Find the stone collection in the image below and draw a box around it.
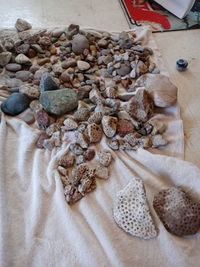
[0,19,181,213]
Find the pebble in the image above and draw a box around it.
[63,118,78,131]
[152,134,168,148]
[29,100,42,112]
[88,112,102,124]
[61,59,77,69]
[19,85,40,99]
[67,24,79,40]
[84,149,95,161]
[15,71,33,82]
[36,109,50,129]
[60,70,71,82]
[98,150,112,167]
[73,107,90,122]
[16,43,30,55]
[59,154,75,168]
[72,34,89,55]
[69,143,84,155]
[76,155,85,165]
[15,18,32,32]
[40,88,78,116]
[1,92,30,116]
[126,89,154,122]
[18,109,35,124]
[117,119,135,137]
[36,133,50,149]
[107,139,119,150]
[0,52,12,66]
[116,64,131,76]
[87,123,103,143]
[7,78,23,89]
[101,116,118,138]
[39,73,59,92]
[99,68,112,78]
[37,58,50,66]
[6,63,22,72]
[95,164,109,179]
[98,39,108,48]
[77,60,90,71]
[75,131,89,149]
[15,54,32,65]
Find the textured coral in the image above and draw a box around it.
[113,178,158,240]
[153,187,200,236]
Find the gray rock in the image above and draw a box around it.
[1,92,30,116]
[6,63,22,72]
[15,18,32,32]
[7,78,23,89]
[99,68,112,78]
[15,71,33,82]
[40,88,78,115]
[16,43,30,54]
[39,73,59,92]
[116,64,131,76]
[72,34,89,55]
[34,68,49,80]
[0,52,12,67]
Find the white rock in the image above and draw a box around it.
[77,60,90,71]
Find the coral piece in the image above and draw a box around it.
[101,116,118,138]
[126,89,154,122]
[58,154,75,168]
[113,179,158,240]
[73,107,90,122]
[95,163,109,179]
[63,118,78,131]
[153,187,200,236]
[88,112,103,124]
[117,119,135,137]
[87,123,103,143]
[98,150,112,167]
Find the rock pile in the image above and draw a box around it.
[0,19,178,205]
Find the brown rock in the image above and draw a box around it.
[36,110,50,129]
[84,149,95,161]
[36,133,50,149]
[117,119,135,137]
[126,89,154,122]
[59,154,75,168]
[153,187,200,236]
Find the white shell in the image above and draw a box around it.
[135,74,178,107]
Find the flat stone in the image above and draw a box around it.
[1,92,30,116]
[6,63,22,72]
[39,73,59,92]
[61,59,77,69]
[40,88,78,116]
[77,60,90,71]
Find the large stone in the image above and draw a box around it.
[1,92,30,116]
[126,89,154,122]
[72,34,89,55]
[40,88,78,115]
[153,187,200,236]
[39,73,59,92]
[0,52,12,66]
[15,18,32,32]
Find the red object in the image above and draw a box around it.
[123,0,171,30]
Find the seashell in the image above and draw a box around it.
[15,53,32,65]
[113,178,158,240]
[135,74,178,108]
[102,115,118,138]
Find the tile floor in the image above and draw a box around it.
[0,0,200,166]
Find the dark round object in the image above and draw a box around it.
[1,92,30,116]
[176,59,188,71]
